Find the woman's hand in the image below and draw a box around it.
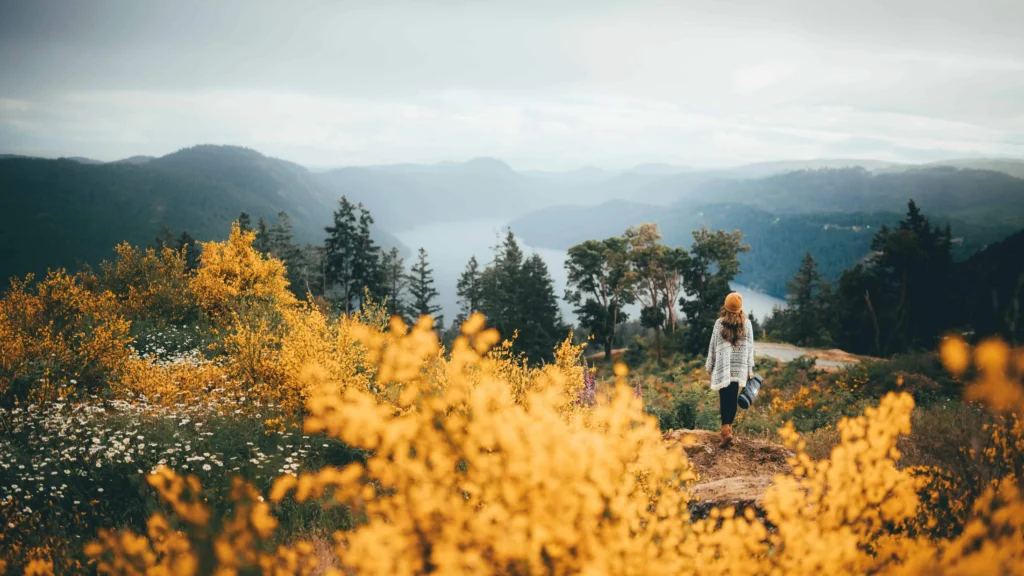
[748,371,754,380]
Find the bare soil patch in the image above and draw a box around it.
[664,429,795,517]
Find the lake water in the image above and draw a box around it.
[393,218,786,326]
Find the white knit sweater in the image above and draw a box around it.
[704,318,755,391]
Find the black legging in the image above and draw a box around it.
[720,381,739,426]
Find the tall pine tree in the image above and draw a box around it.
[324,196,380,315]
[479,230,565,364]
[253,217,271,255]
[518,253,567,363]
[407,247,442,330]
[380,247,409,320]
[786,251,824,346]
[456,256,484,323]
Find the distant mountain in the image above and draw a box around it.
[633,159,907,204]
[62,156,104,165]
[629,163,693,175]
[112,155,155,165]
[924,158,1024,179]
[0,145,408,287]
[662,166,1024,225]
[521,166,621,186]
[315,157,557,231]
[509,167,1024,297]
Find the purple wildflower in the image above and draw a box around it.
[577,356,597,408]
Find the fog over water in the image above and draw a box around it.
[393,218,786,328]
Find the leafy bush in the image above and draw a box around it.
[4,226,1024,574]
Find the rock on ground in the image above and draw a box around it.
[663,429,794,518]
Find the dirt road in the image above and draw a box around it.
[755,342,875,369]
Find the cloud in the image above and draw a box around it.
[1,0,1022,169]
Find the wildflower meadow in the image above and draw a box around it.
[1,222,1023,575]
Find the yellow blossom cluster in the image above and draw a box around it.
[72,319,1024,575]
[6,222,1024,574]
[99,242,198,326]
[0,270,133,403]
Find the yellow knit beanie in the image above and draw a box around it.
[724,292,743,313]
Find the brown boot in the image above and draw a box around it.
[719,424,734,448]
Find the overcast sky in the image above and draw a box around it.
[1,0,1023,171]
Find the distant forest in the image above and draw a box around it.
[2,146,1023,361]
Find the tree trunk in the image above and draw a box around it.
[865,290,882,357]
[608,304,619,363]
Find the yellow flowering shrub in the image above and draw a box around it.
[99,242,199,326]
[190,223,297,324]
[7,220,1024,574]
[73,326,1024,576]
[0,270,133,403]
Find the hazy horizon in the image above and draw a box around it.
[3,143,1023,176]
[3,0,1023,172]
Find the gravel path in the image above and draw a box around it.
[755,342,854,368]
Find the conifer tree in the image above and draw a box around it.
[407,247,442,330]
[237,211,252,233]
[380,247,409,320]
[786,251,823,346]
[518,253,566,362]
[355,205,382,300]
[479,230,565,364]
[480,230,526,348]
[253,217,271,255]
[324,196,379,315]
[456,256,484,322]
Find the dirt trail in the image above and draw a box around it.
[663,429,795,517]
[756,342,878,370]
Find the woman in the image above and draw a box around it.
[704,292,755,448]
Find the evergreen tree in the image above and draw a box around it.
[456,256,484,323]
[237,211,252,233]
[834,199,955,355]
[253,217,271,255]
[749,310,763,340]
[407,247,442,330]
[177,231,201,272]
[518,253,567,363]
[266,211,304,296]
[479,230,565,364]
[480,230,526,347]
[295,243,327,298]
[355,205,383,301]
[324,196,378,315]
[786,251,823,346]
[380,247,409,320]
[564,237,634,361]
[151,227,200,271]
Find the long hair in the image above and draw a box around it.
[718,306,747,346]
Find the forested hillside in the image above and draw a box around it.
[511,201,1016,298]
[668,166,1024,223]
[0,146,407,286]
